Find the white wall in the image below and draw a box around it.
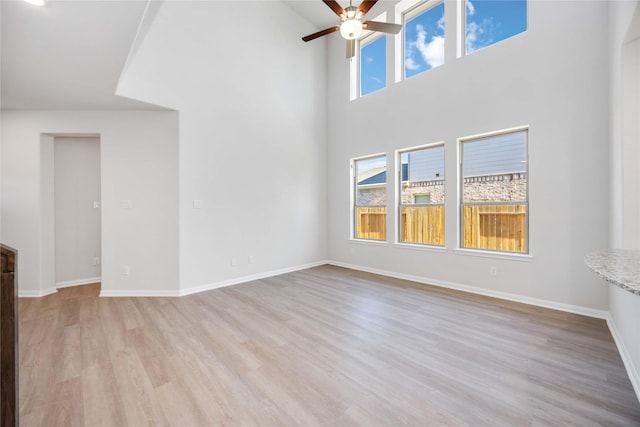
[1,110,179,296]
[621,17,640,251]
[117,1,328,293]
[327,0,610,313]
[608,0,640,399]
[54,137,101,287]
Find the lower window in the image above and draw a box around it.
[398,144,445,246]
[460,129,528,253]
[354,155,387,241]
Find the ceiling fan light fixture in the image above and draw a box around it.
[345,6,357,19]
[340,19,363,40]
[23,0,46,6]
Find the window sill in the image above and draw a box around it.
[393,243,448,254]
[349,238,388,247]
[454,248,533,262]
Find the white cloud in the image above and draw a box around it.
[413,24,444,69]
[419,35,444,68]
[466,0,475,17]
[466,21,480,53]
[405,57,420,71]
[466,18,494,53]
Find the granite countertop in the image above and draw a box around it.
[585,249,640,296]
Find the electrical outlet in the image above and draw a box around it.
[93,257,100,266]
[248,255,255,264]
[490,266,497,276]
[122,265,130,276]
[231,258,238,267]
[93,201,100,209]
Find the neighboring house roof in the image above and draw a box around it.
[358,164,408,186]
[357,166,386,184]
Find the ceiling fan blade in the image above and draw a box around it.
[356,1,378,18]
[346,39,355,59]
[323,0,346,19]
[302,25,340,42]
[363,21,402,35]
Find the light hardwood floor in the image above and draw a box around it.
[18,265,640,426]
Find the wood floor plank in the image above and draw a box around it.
[18,265,640,426]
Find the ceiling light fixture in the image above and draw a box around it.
[301,1,402,59]
[340,4,364,40]
[340,19,363,40]
[23,0,46,6]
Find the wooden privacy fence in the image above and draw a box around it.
[356,206,445,245]
[401,206,444,246]
[356,207,387,241]
[462,204,527,253]
[357,204,526,252]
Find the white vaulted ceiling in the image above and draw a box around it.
[0,0,388,110]
[1,0,161,110]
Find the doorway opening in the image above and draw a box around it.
[53,136,102,289]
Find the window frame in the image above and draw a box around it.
[401,0,446,80]
[458,126,529,255]
[396,142,446,247]
[358,32,388,98]
[462,0,528,57]
[352,153,388,242]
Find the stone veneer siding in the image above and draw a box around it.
[357,173,527,205]
[356,186,387,205]
[402,180,445,204]
[463,173,527,203]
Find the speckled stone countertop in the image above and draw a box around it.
[585,249,640,296]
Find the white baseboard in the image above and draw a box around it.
[99,289,181,297]
[327,260,609,320]
[98,260,329,297]
[178,260,329,296]
[19,287,57,298]
[606,314,640,403]
[56,277,101,289]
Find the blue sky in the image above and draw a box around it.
[356,155,386,176]
[405,2,445,78]
[360,35,387,96]
[466,0,527,54]
[361,0,527,93]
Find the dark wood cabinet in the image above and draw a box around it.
[1,245,18,427]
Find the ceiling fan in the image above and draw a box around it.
[302,0,402,59]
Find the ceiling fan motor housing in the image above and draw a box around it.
[301,1,402,59]
[340,19,363,39]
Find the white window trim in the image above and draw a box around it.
[351,12,388,100]
[395,141,446,247]
[396,0,445,82]
[358,32,387,98]
[453,248,533,261]
[460,0,528,57]
[351,153,388,242]
[457,125,530,255]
